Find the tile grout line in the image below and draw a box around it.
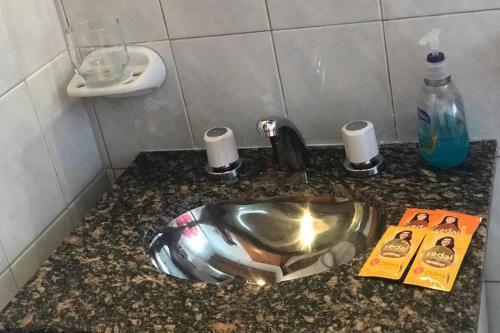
[66,169,107,228]
[0,0,25,81]
[0,241,18,292]
[3,168,107,281]
[28,7,500,47]
[25,50,67,81]
[271,19,381,32]
[2,5,499,46]
[157,0,170,40]
[36,0,63,64]
[0,49,71,237]
[170,29,271,41]
[4,207,70,270]
[24,78,70,205]
[168,42,197,148]
[71,169,107,209]
[17,46,69,210]
[6,266,19,292]
[264,0,289,119]
[1,0,67,83]
[383,7,500,22]
[4,52,107,207]
[57,0,70,28]
[482,167,497,283]
[165,7,500,41]
[86,98,116,170]
[379,0,385,19]
[0,241,8,270]
[0,49,66,100]
[0,3,26,99]
[59,0,122,171]
[379,0,399,140]
[157,0,196,147]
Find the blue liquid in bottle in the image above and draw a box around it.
[417,77,469,169]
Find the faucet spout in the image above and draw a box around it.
[256,118,309,179]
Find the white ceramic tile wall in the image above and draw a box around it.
[0,5,23,96]
[94,41,193,168]
[68,171,110,227]
[1,0,55,76]
[486,282,500,332]
[61,0,167,43]
[385,10,500,142]
[26,53,103,202]
[10,210,73,289]
[267,0,381,29]
[0,246,8,274]
[161,0,269,38]
[0,0,109,311]
[484,158,500,330]
[382,0,500,19]
[484,158,500,281]
[273,23,394,144]
[172,32,285,147]
[37,0,66,58]
[0,270,17,312]
[0,83,66,262]
[479,282,489,333]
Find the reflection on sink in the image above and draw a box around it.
[145,197,380,285]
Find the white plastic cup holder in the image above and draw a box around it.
[67,46,167,98]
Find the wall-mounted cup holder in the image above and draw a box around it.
[67,46,167,98]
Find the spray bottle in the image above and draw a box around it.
[416,29,469,169]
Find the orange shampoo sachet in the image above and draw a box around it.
[359,209,435,280]
[359,208,482,292]
[404,210,481,291]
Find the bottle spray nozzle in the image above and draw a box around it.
[419,28,450,80]
[419,29,441,58]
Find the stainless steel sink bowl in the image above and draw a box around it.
[144,197,380,285]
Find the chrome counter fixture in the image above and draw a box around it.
[144,197,380,285]
[204,127,242,184]
[256,117,309,183]
[205,160,242,184]
[341,121,384,177]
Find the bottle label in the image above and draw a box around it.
[417,108,431,124]
[417,108,437,155]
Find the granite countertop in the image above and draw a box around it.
[0,142,497,333]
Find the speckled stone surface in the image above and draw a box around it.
[0,142,497,333]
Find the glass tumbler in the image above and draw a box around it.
[66,18,129,87]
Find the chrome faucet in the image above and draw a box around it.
[256,117,309,182]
